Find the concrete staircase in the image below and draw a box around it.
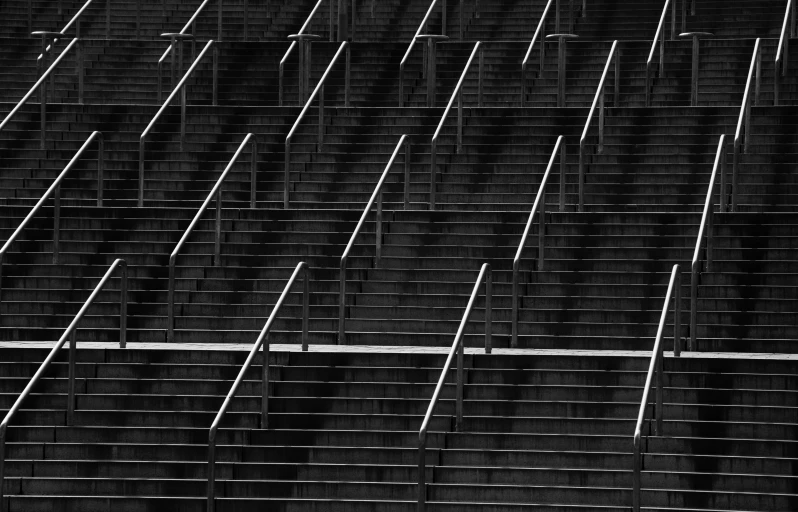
[0,0,796,509]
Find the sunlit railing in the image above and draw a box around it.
[730,38,761,212]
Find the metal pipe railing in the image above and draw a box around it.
[689,134,728,352]
[206,261,310,512]
[429,41,483,210]
[731,38,761,212]
[167,133,258,343]
[284,41,350,209]
[0,37,81,150]
[158,33,197,104]
[520,0,558,106]
[632,263,681,512]
[338,135,411,344]
[279,0,331,106]
[139,39,216,207]
[775,0,796,106]
[510,136,565,347]
[36,0,108,62]
[0,257,128,512]
[417,262,491,512]
[644,0,676,106]
[399,0,440,107]
[577,40,619,212]
[0,131,104,303]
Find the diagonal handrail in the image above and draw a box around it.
[159,0,216,64]
[429,41,482,210]
[338,135,411,344]
[577,40,619,212]
[279,0,331,106]
[774,0,795,106]
[689,134,727,352]
[731,38,761,212]
[139,39,216,207]
[510,135,566,347]
[644,0,676,106]
[631,263,681,512]
[0,37,81,149]
[418,262,491,512]
[0,257,128,512]
[520,0,557,106]
[36,0,108,62]
[399,0,440,107]
[0,131,105,303]
[167,133,258,343]
[206,261,310,512]
[284,41,350,208]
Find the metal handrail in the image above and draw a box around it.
[689,134,727,352]
[577,40,619,212]
[338,135,411,344]
[284,41,350,209]
[36,0,108,61]
[631,263,681,512]
[0,258,127,511]
[775,0,796,106]
[429,41,482,210]
[399,0,440,107]
[731,38,761,212]
[206,261,309,512]
[167,133,258,343]
[0,37,81,149]
[159,0,218,65]
[510,136,565,347]
[418,262,491,512]
[0,131,104,303]
[279,0,331,106]
[520,0,557,106]
[644,0,676,106]
[139,39,216,207]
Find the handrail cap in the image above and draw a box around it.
[161,32,196,39]
[31,31,66,37]
[287,33,323,41]
[416,34,450,41]
[678,32,714,38]
[545,33,579,40]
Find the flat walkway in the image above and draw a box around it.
[2,341,798,361]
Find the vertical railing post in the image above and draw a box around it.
[455,332,463,431]
[250,137,258,208]
[633,433,641,511]
[213,44,219,106]
[302,266,310,351]
[689,260,698,351]
[119,262,128,349]
[53,185,60,264]
[655,328,663,435]
[319,85,325,149]
[753,41,761,106]
[97,133,105,207]
[673,264,682,357]
[598,88,605,153]
[679,32,713,106]
[546,34,579,108]
[478,47,484,107]
[538,186,546,270]
[77,39,84,104]
[139,140,145,207]
[180,77,187,150]
[345,43,351,107]
[485,265,492,354]
[261,336,270,427]
[376,190,383,267]
[430,139,437,210]
[66,329,76,426]
[559,139,566,210]
[578,140,585,212]
[404,140,411,210]
[457,89,463,152]
[214,189,222,266]
[732,139,740,212]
